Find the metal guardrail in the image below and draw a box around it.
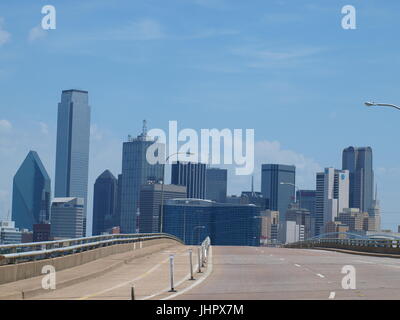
[0,233,183,265]
[285,238,400,249]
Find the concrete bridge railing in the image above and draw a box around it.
[0,233,183,285]
[285,238,400,255]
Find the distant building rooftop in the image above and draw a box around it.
[62,89,88,94]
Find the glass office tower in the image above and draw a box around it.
[205,168,227,203]
[12,151,51,230]
[342,146,374,212]
[92,170,118,236]
[120,125,164,234]
[54,89,91,235]
[171,162,206,199]
[261,164,295,222]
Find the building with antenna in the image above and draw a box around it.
[240,176,269,209]
[368,185,381,232]
[119,121,164,233]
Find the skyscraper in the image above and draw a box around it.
[51,197,84,239]
[171,162,206,199]
[205,168,227,203]
[296,189,316,236]
[120,123,164,233]
[12,151,51,230]
[261,164,295,222]
[315,172,325,236]
[342,146,374,212]
[92,170,118,236]
[139,183,186,233]
[368,186,381,232]
[54,89,91,236]
[315,168,349,235]
[116,174,123,228]
[296,190,316,215]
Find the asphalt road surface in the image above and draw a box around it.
[3,246,400,300]
[174,246,400,300]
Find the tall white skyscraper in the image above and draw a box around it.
[120,122,164,234]
[315,168,349,234]
[54,90,91,236]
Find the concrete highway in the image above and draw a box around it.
[2,245,400,300]
[175,247,400,300]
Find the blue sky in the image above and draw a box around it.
[1,0,400,232]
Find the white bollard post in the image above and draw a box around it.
[197,247,202,273]
[201,246,205,267]
[131,286,135,300]
[168,255,177,292]
[189,249,195,280]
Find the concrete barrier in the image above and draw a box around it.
[314,243,400,255]
[287,240,400,258]
[0,238,181,287]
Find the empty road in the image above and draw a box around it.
[174,246,400,300]
[2,245,400,300]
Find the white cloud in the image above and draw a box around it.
[0,18,10,46]
[231,46,324,69]
[39,122,49,135]
[90,124,103,141]
[0,190,10,219]
[226,139,322,195]
[28,25,47,42]
[0,119,12,132]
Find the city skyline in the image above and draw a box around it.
[1,1,400,232]
[0,103,394,234]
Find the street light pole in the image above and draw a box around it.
[364,101,400,111]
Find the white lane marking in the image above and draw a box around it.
[329,291,335,299]
[279,258,285,261]
[355,260,375,264]
[317,273,325,278]
[383,264,400,269]
[141,264,197,300]
[162,246,214,300]
[294,264,301,267]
